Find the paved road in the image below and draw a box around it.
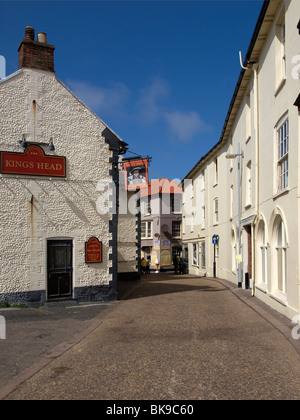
[1,274,300,400]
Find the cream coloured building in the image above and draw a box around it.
[182,0,300,320]
[0,27,138,306]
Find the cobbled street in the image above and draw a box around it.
[1,274,300,400]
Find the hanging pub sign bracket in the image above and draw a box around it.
[85,237,102,264]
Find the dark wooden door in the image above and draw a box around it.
[47,240,73,299]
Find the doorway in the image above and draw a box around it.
[47,240,73,299]
[244,225,252,288]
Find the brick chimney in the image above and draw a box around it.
[18,26,55,72]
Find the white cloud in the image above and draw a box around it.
[164,110,210,143]
[136,78,169,124]
[137,78,210,143]
[66,77,210,143]
[66,79,131,117]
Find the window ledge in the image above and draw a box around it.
[256,283,268,294]
[273,188,289,200]
[270,290,288,307]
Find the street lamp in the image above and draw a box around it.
[226,143,244,288]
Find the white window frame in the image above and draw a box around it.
[275,218,287,294]
[230,185,234,220]
[214,198,219,225]
[214,158,218,186]
[276,117,289,193]
[172,221,181,238]
[141,221,153,239]
[200,241,206,269]
[275,9,286,91]
[245,161,252,207]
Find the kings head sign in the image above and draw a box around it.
[0,145,66,178]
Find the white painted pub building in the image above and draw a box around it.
[0,27,138,306]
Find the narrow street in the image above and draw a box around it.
[2,274,300,400]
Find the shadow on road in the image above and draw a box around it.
[117,273,228,301]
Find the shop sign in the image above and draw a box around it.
[0,145,66,177]
[162,240,171,249]
[85,237,102,264]
[154,241,160,250]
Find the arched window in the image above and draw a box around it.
[274,216,287,294]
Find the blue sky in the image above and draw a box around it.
[1,0,264,181]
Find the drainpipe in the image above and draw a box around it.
[252,63,260,297]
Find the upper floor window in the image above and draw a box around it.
[214,198,219,225]
[214,158,218,185]
[275,10,286,89]
[230,185,234,220]
[246,92,251,141]
[245,161,252,207]
[172,221,181,237]
[277,118,289,192]
[141,221,153,239]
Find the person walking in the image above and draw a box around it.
[173,255,179,275]
[141,258,147,275]
[146,257,151,274]
[179,257,185,275]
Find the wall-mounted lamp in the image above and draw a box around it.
[48,138,55,151]
[226,152,244,159]
[18,135,55,151]
[19,134,28,148]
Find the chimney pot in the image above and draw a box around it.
[25,26,35,40]
[37,32,47,44]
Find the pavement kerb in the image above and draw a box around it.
[0,301,122,401]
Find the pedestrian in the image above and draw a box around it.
[179,257,185,275]
[141,258,147,275]
[173,255,179,275]
[146,257,151,274]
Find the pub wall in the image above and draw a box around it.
[0,69,113,305]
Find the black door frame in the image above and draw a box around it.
[47,239,73,300]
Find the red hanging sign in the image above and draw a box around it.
[123,159,149,191]
[0,145,66,177]
[85,237,102,264]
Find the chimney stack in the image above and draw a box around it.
[18,26,55,73]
